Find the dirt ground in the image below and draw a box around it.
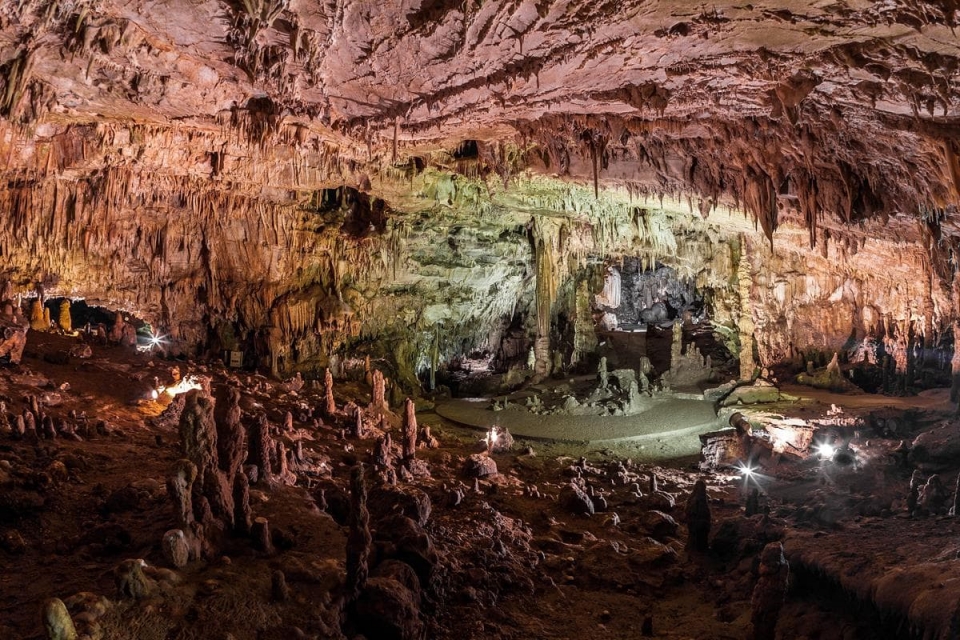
[1,332,956,639]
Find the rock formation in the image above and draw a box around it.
[57,301,71,333]
[750,542,790,640]
[371,369,387,411]
[179,390,234,529]
[346,464,372,602]
[324,370,336,417]
[685,479,711,552]
[215,388,245,480]
[29,299,46,332]
[250,413,274,481]
[402,399,417,462]
[41,598,77,640]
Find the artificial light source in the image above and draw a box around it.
[737,462,756,479]
[814,442,836,460]
[157,375,204,397]
[138,332,168,353]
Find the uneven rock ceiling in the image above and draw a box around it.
[0,0,959,378]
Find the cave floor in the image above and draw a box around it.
[2,332,959,639]
[435,395,719,445]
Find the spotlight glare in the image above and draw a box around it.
[815,443,836,460]
[737,463,756,479]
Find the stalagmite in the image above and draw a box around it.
[29,298,46,331]
[750,542,789,640]
[324,368,336,416]
[346,463,372,601]
[402,398,417,461]
[57,300,71,332]
[271,570,290,602]
[120,322,137,347]
[233,471,253,534]
[179,390,233,527]
[353,405,365,438]
[250,413,274,480]
[908,469,924,515]
[371,369,387,410]
[23,411,36,438]
[168,460,197,530]
[12,413,25,439]
[108,311,124,343]
[419,423,439,449]
[685,479,711,552]
[40,415,56,439]
[167,459,203,560]
[275,441,297,486]
[373,433,392,469]
[745,488,760,517]
[251,517,274,554]
[215,388,245,479]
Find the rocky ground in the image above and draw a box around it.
[2,332,958,640]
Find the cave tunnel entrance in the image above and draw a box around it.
[591,258,731,382]
[35,297,154,347]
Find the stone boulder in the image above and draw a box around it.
[703,380,738,403]
[368,485,432,527]
[560,483,595,516]
[354,577,422,640]
[637,490,676,512]
[41,598,77,640]
[374,515,438,587]
[638,510,679,540]
[463,454,497,478]
[910,422,960,471]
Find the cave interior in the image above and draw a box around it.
[2,1,960,639]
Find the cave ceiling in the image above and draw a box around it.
[0,0,957,234]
